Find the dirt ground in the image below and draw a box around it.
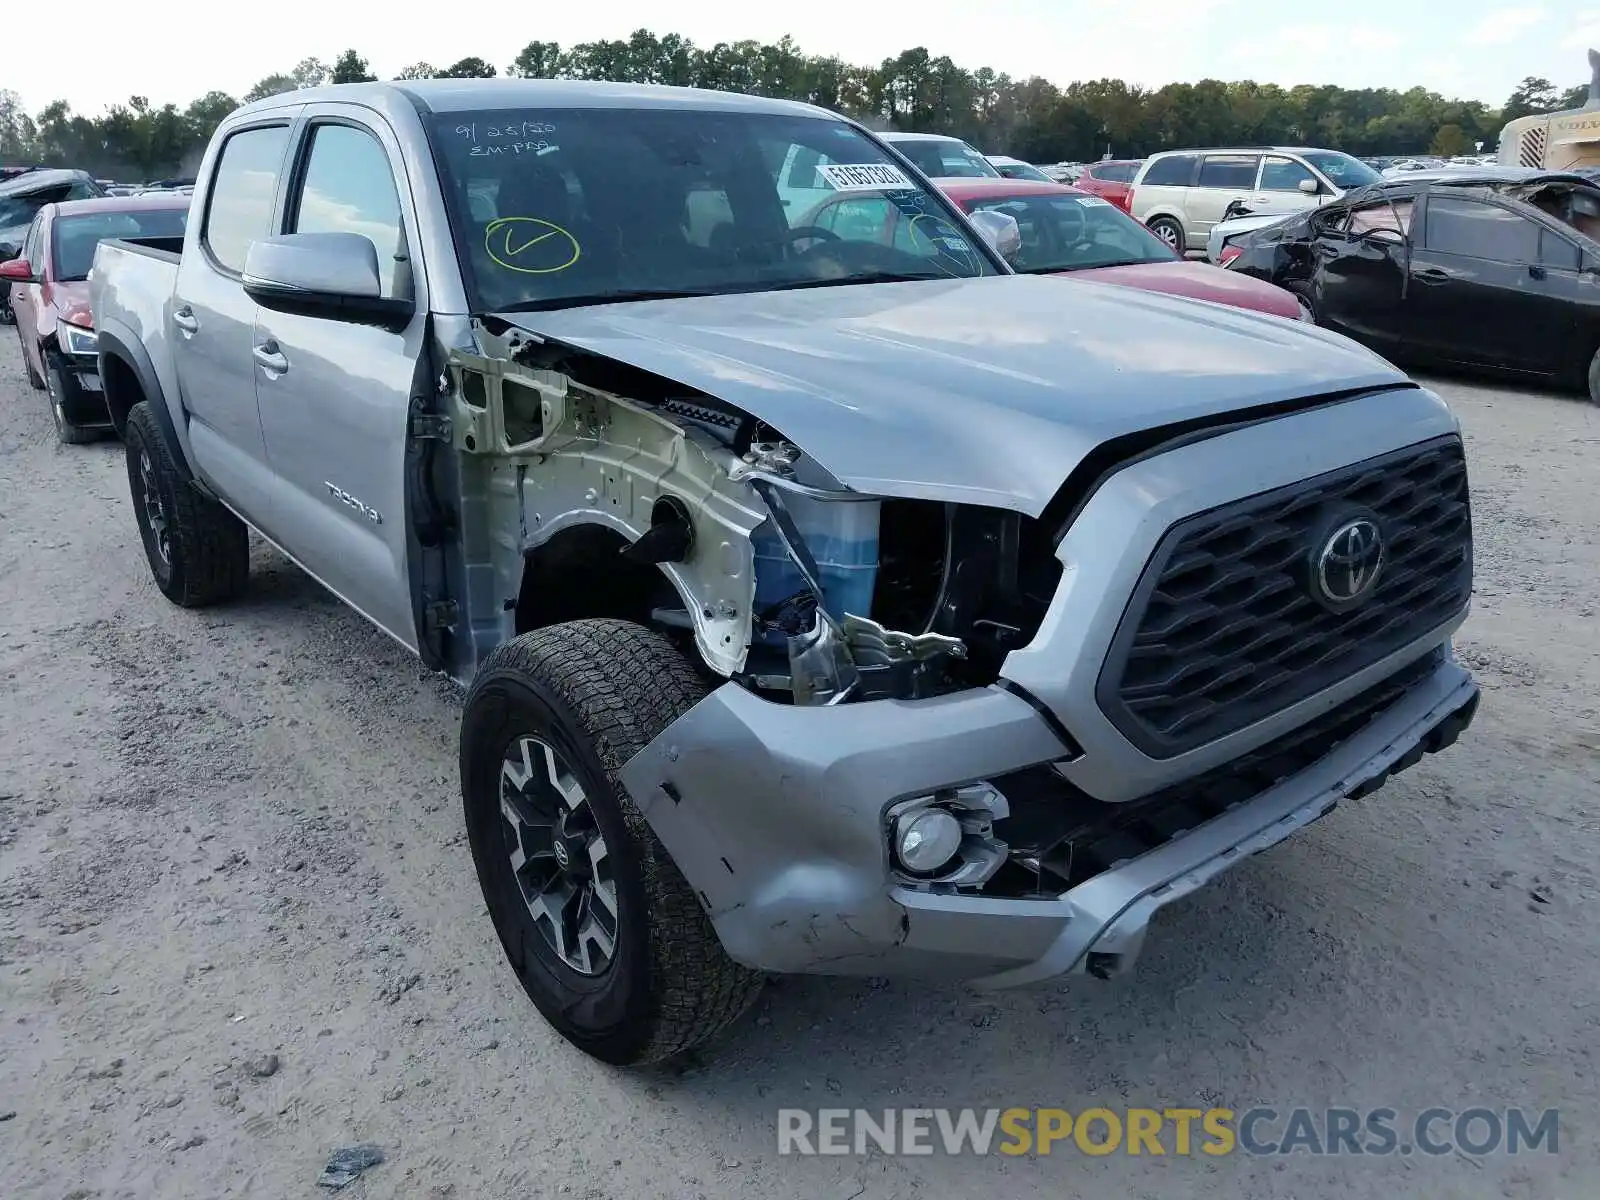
[1,328,1597,1200]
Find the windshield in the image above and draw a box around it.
[966,192,1177,272]
[1301,151,1382,190]
[429,109,998,313]
[890,137,1001,179]
[52,208,188,280]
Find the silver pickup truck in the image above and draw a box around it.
[91,79,1479,1066]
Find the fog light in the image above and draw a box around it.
[894,807,964,875]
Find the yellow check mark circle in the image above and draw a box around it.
[485,217,581,274]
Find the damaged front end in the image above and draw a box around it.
[444,318,1062,708]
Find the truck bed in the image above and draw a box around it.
[90,236,184,438]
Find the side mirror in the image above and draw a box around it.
[967,209,1022,262]
[0,257,34,282]
[242,232,413,330]
[1298,178,1320,195]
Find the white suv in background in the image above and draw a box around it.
[1130,147,1383,251]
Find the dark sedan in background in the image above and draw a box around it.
[1227,167,1600,403]
[1,194,188,442]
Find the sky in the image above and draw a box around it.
[10,0,1600,117]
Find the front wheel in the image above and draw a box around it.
[20,332,44,390]
[460,619,763,1065]
[45,352,99,444]
[1147,216,1186,253]
[1587,346,1600,406]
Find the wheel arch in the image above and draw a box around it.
[96,325,193,481]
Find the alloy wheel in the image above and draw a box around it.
[137,448,171,565]
[499,734,619,976]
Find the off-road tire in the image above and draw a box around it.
[1147,215,1186,253]
[124,401,250,606]
[20,331,44,389]
[45,351,98,444]
[461,619,764,1065]
[1587,346,1600,406]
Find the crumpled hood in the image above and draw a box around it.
[499,274,1408,514]
[1064,259,1302,319]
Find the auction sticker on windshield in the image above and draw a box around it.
[1076,196,1112,206]
[818,163,914,191]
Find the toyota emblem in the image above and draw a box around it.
[1312,517,1385,610]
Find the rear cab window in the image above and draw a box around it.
[203,124,292,273]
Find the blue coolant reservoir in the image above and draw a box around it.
[752,493,881,634]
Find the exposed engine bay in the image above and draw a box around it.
[449,319,1063,705]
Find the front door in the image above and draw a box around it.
[1314,200,1412,352]
[253,110,424,648]
[1241,155,1327,220]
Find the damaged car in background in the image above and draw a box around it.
[91,79,1479,1067]
[1228,166,1600,402]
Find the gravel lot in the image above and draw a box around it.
[1,327,1598,1200]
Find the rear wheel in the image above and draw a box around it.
[461,619,764,1065]
[45,352,98,444]
[1147,215,1186,253]
[1586,346,1600,406]
[124,401,250,606]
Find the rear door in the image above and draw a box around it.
[1186,154,1261,240]
[1314,199,1413,351]
[1405,195,1568,372]
[172,117,297,521]
[252,107,425,647]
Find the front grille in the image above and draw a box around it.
[1097,436,1471,758]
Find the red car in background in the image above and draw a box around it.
[1,194,187,443]
[1072,159,1143,213]
[936,178,1306,320]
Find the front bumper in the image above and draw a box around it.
[53,349,109,427]
[620,653,1478,985]
[621,385,1476,985]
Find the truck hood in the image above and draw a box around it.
[497,274,1408,514]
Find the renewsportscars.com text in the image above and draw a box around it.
[777,1107,1559,1157]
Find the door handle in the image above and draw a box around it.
[172,306,199,335]
[252,340,289,375]
[1528,264,1547,281]
[1413,267,1451,284]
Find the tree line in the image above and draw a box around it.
[0,30,1586,182]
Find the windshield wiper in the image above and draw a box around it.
[495,287,726,314]
[764,270,957,292]
[1020,259,1147,273]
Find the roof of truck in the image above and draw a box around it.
[239,78,833,120]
